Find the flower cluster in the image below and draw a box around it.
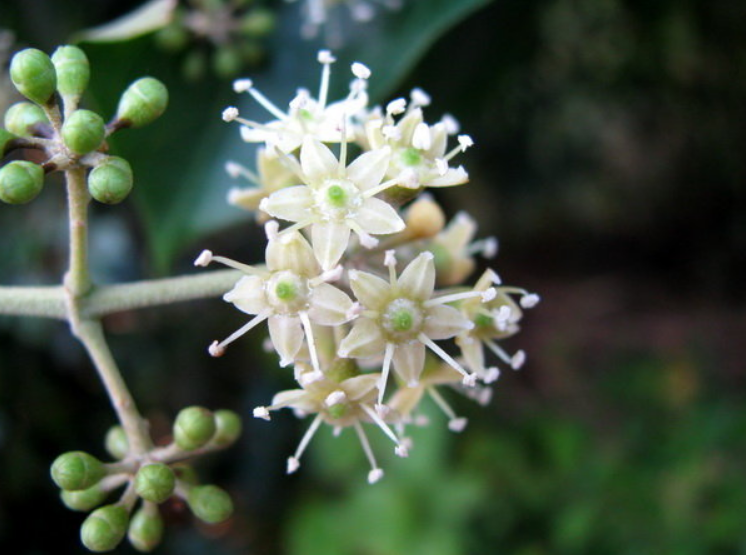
[289,0,403,41]
[199,51,539,483]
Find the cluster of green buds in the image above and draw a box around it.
[197,50,540,483]
[155,0,275,79]
[0,45,167,206]
[50,406,241,552]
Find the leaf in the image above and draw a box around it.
[85,0,493,274]
[74,0,177,43]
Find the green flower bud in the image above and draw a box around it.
[4,102,49,137]
[172,463,199,485]
[212,410,242,446]
[51,45,90,98]
[187,485,233,524]
[9,48,57,105]
[0,160,44,204]
[0,128,17,156]
[61,109,105,155]
[326,357,360,383]
[61,483,108,512]
[134,463,175,504]
[115,77,168,128]
[81,504,129,552]
[128,506,164,552]
[182,51,206,82]
[51,450,106,491]
[104,425,129,460]
[240,9,275,37]
[213,46,242,79]
[155,23,189,52]
[88,156,133,204]
[173,406,216,451]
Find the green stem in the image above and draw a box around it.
[0,286,66,319]
[64,167,91,297]
[76,319,151,455]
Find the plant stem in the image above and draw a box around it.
[0,286,66,319]
[76,319,152,455]
[64,167,92,298]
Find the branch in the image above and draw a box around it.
[0,286,67,319]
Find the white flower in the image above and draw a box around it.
[259,137,405,270]
[225,51,369,154]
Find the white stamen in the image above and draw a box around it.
[319,265,343,282]
[353,421,382,484]
[448,417,468,432]
[264,220,280,241]
[511,349,526,370]
[382,125,401,141]
[361,404,402,447]
[289,413,324,473]
[462,374,478,387]
[395,444,409,458]
[299,369,324,386]
[300,312,322,375]
[317,50,336,64]
[481,287,497,302]
[194,249,213,267]
[375,403,390,418]
[398,168,420,189]
[351,62,371,79]
[225,161,242,178]
[377,343,395,408]
[253,406,270,420]
[325,390,347,407]
[441,114,460,135]
[410,88,431,107]
[412,122,432,150]
[386,98,407,115]
[289,90,309,111]
[435,158,449,176]
[345,302,362,321]
[458,135,474,151]
[212,310,272,355]
[483,367,500,384]
[520,294,540,308]
[208,340,224,357]
[384,250,397,268]
[419,334,472,383]
[368,468,384,484]
[286,456,300,474]
[357,230,379,249]
[222,107,239,122]
[233,79,253,93]
[495,306,513,331]
[414,415,429,426]
[483,237,498,258]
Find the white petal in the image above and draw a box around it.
[341,374,380,401]
[268,315,304,365]
[338,318,386,359]
[312,221,350,270]
[261,185,313,222]
[300,137,339,185]
[223,275,268,315]
[456,335,486,374]
[426,166,469,187]
[271,389,316,413]
[388,386,424,417]
[354,197,406,235]
[308,283,354,325]
[266,230,320,276]
[423,305,472,340]
[346,147,391,192]
[349,269,390,310]
[392,341,426,386]
[397,252,435,301]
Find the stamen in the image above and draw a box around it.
[363,174,400,199]
[457,135,474,151]
[233,79,253,93]
[495,305,513,331]
[441,114,460,135]
[300,312,322,375]
[210,310,272,356]
[435,159,449,176]
[376,343,396,410]
[511,349,526,370]
[288,413,324,474]
[410,88,431,107]
[397,168,419,189]
[325,390,347,407]
[351,62,371,80]
[384,250,397,284]
[317,50,336,109]
[253,406,270,420]
[353,422,383,484]
[360,404,402,449]
[339,116,348,170]
[482,367,500,384]
[265,220,280,241]
[484,339,525,370]
[349,221,379,249]
[222,107,239,122]
[194,250,213,267]
[427,386,467,432]
[412,123,432,150]
[520,293,540,308]
[425,289,492,307]
[210,254,262,275]
[382,125,401,141]
[244,81,289,121]
[225,161,259,185]
[467,237,499,258]
[386,98,406,115]
[418,333,476,386]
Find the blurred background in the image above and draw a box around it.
[1,0,745,553]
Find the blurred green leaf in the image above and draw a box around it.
[83,0,492,273]
[75,0,177,43]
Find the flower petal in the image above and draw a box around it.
[397,252,435,301]
[388,385,424,417]
[268,314,304,365]
[266,230,320,276]
[426,166,469,187]
[346,147,391,192]
[271,389,316,413]
[392,341,426,386]
[261,185,313,222]
[354,197,405,235]
[338,318,386,359]
[308,282,354,325]
[456,334,486,374]
[312,221,350,270]
[341,373,380,401]
[423,304,472,340]
[223,275,268,315]
[349,269,390,310]
[300,137,339,185]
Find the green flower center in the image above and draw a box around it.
[401,147,422,166]
[326,184,347,207]
[266,270,309,313]
[474,313,493,329]
[381,298,424,341]
[298,108,314,122]
[327,403,348,420]
[274,281,296,301]
[391,310,414,331]
[317,179,361,220]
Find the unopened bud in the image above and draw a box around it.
[51,45,90,98]
[187,485,234,524]
[4,102,49,136]
[115,77,168,128]
[0,160,44,204]
[405,195,445,239]
[104,425,129,460]
[10,48,57,105]
[173,406,216,450]
[80,504,129,552]
[128,506,164,552]
[0,129,16,155]
[240,9,276,36]
[61,483,108,512]
[211,409,242,446]
[134,463,175,504]
[88,156,133,204]
[51,451,106,491]
[61,109,105,155]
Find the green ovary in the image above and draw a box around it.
[401,147,422,166]
[391,310,414,332]
[474,313,493,329]
[275,281,296,301]
[327,403,348,419]
[326,184,346,207]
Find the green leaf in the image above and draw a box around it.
[85,0,492,273]
[74,0,177,43]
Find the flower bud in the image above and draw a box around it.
[172,463,199,485]
[104,425,129,460]
[61,483,108,512]
[51,450,106,491]
[0,128,16,155]
[211,410,242,446]
[173,406,216,451]
[9,48,57,105]
[405,195,445,239]
[80,504,129,552]
[115,77,168,128]
[51,45,90,98]
[155,23,189,52]
[213,46,241,79]
[128,506,164,552]
[240,9,275,37]
[187,485,233,524]
[61,109,105,155]
[88,156,133,204]
[0,160,44,204]
[134,463,175,504]
[4,102,49,137]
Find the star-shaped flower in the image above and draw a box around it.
[259,136,406,269]
[338,250,494,412]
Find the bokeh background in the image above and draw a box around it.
[1,0,745,553]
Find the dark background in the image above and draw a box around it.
[1,0,745,553]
